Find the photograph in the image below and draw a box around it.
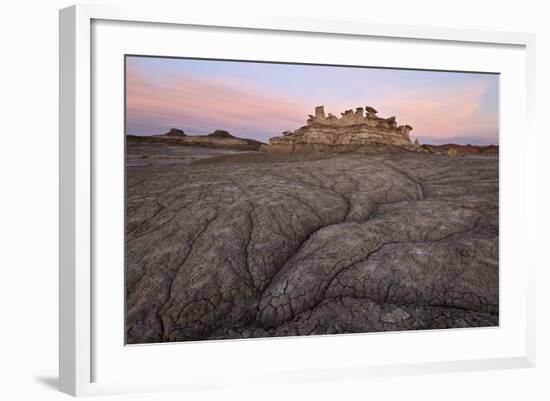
[124,55,499,344]
[2,0,546,399]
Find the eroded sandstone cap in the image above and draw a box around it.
[165,128,186,136]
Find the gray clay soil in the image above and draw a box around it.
[125,143,498,343]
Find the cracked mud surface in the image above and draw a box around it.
[126,143,498,344]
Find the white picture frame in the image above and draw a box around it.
[59,4,536,397]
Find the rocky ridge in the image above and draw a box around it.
[127,129,263,151]
[421,143,499,156]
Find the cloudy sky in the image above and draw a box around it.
[126,56,499,145]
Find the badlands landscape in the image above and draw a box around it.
[125,106,499,344]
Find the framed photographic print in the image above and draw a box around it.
[59,4,536,397]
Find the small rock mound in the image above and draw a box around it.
[421,143,499,156]
[208,130,234,138]
[164,128,186,136]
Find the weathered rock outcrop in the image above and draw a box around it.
[164,128,186,137]
[261,105,423,153]
[127,129,263,151]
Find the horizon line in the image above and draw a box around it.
[125,131,499,147]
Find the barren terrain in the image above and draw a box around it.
[126,142,498,344]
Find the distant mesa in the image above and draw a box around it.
[261,105,423,154]
[126,128,262,151]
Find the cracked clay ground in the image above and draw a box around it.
[125,143,499,344]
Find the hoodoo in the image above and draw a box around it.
[261,105,423,153]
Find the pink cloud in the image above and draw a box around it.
[126,66,310,140]
[374,80,498,141]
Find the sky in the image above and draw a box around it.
[125,56,499,145]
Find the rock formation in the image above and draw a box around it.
[262,105,422,153]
